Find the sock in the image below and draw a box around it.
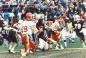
[82,42,86,48]
[60,44,64,49]
[55,43,60,49]
[64,40,67,47]
[55,45,59,49]
[11,43,17,52]
[9,42,13,50]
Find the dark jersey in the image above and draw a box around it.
[73,21,84,32]
[73,21,84,41]
[38,31,47,41]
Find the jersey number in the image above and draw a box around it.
[23,26,28,32]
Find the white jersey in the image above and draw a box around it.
[21,20,36,35]
[50,20,61,31]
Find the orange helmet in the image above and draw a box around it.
[26,12,33,20]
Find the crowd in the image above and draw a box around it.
[0,0,86,58]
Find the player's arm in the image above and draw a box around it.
[32,24,38,34]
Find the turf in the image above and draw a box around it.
[0,38,85,58]
[0,48,86,58]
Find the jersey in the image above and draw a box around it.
[21,20,36,35]
[52,32,61,42]
[50,20,61,31]
[73,21,84,32]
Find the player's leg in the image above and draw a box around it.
[77,32,86,48]
[38,38,45,50]
[29,39,36,52]
[8,42,17,53]
[10,42,18,53]
[10,31,18,53]
[61,28,68,48]
[44,41,49,51]
[29,34,36,53]
[8,42,13,53]
[25,35,30,54]
[8,37,14,53]
[80,33,86,48]
[20,34,30,58]
[62,34,67,48]
[57,41,64,50]
[63,40,67,48]
[71,31,76,43]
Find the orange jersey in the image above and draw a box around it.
[52,33,61,42]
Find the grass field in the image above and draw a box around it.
[0,48,86,58]
[0,38,86,58]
